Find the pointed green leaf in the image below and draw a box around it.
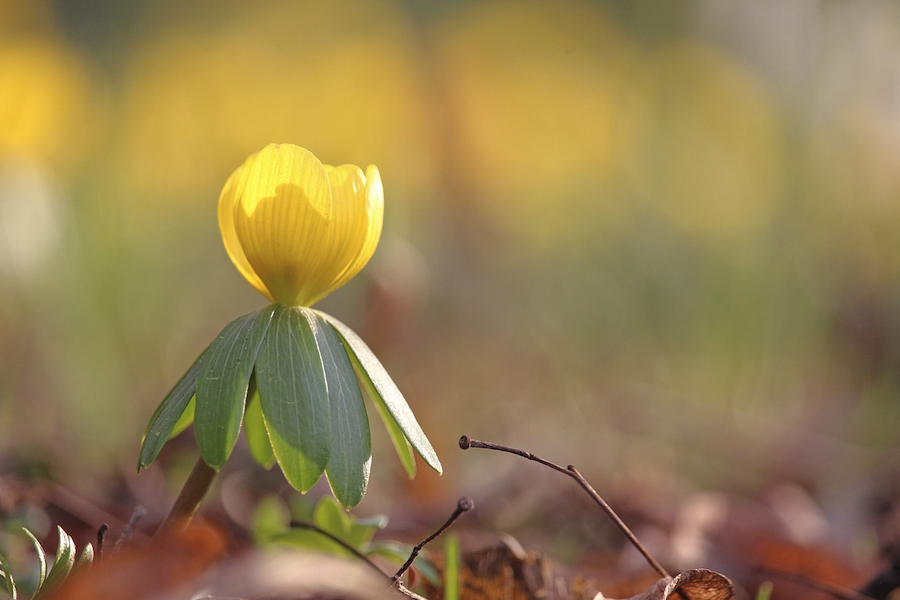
[138,348,206,470]
[317,314,414,477]
[195,306,276,469]
[313,496,352,541]
[75,543,93,571]
[32,527,75,600]
[274,528,350,556]
[369,380,416,477]
[367,541,441,586]
[307,309,371,508]
[22,529,46,588]
[347,514,387,550]
[268,497,356,557]
[256,305,331,492]
[170,395,196,439]
[244,382,275,469]
[251,495,291,544]
[366,540,412,564]
[0,550,18,599]
[317,311,442,475]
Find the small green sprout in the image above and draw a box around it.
[0,526,93,600]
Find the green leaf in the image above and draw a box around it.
[347,514,387,550]
[282,497,385,553]
[367,542,442,586]
[273,528,349,556]
[195,306,276,469]
[138,348,206,470]
[22,529,46,588]
[75,543,93,571]
[307,310,371,508]
[414,554,442,587]
[256,305,331,492]
[317,311,442,476]
[251,495,291,544]
[32,527,75,600]
[244,381,275,469]
[170,395,196,439]
[368,384,416,478]
[444,534,460,600]
[366,540,410,564]
[754,581,774,600]
[270,497,357,558]
[314,496,351,540]
[0,549,17,599]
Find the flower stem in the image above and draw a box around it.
[154,456,217,538]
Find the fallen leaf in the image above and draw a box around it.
[45,520,227,600]
[596,569,734,600]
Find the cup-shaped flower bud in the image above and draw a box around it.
[218,143,383,307]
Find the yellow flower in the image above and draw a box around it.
[218,143,383,306]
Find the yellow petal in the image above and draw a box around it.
[307,165,384,306]
[218,158,273,301]
[220,144,384,307]
[232,144,334,306]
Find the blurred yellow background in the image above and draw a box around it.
[2,0,900,526]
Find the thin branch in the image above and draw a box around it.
[96,524,109,562]
[289,519,433,600]
[390,497,474,585]
[290,520,389,577]
[114,505,147,550]
[459,435,669,579]
[291,497,473,599]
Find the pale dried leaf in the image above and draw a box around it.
[597,569,734,600]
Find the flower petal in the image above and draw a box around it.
[308,165,384,306]
[232,144,334,306]
[218,159,272,301]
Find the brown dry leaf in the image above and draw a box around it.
[46,519,228,600]
[48,519,395,600]
[420,536,551,600]
[597,569,735,600]
[420,537,733,600]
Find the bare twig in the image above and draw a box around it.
[114,505,147,550]
[459,435,670,579]
[96,523,109,562]
[290,520,388,578]
[290,497,472,600]
[390,497,475,585]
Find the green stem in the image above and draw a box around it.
[154,456,218,538]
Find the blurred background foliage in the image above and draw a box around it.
[2,0,900,546]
